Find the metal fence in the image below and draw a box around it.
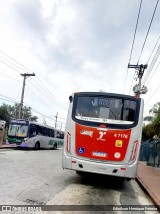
[139,139,160,168]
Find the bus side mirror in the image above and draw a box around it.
[69,96,73,103]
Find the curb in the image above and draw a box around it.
[136,175,160,207]
[0,145,17,149]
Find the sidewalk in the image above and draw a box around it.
[137,161,160,206]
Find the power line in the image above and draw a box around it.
[25,85,61,113]
[0,97,16,104]
[142,34,160,86]
[27,79,67,111]
[123,0,143,93]
[0,94,66,125]
[0,50,68,111]
[33,77,68,111]
[142,44,160,85]
[146,34,160,64]
[36,76,68,110]
[0,71,21,83]
[0,56,67,111]
[137,0,159,64]
[0,59,21,74]
[25,85,67,120]
[145,61,160,86]
[0,67,66,115]
[0,62,67,119]
[0,94,19,103]
[145,84,160,105]
[0,50,31,72]
[0,55,26,73]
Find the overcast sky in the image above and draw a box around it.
[0,0,160,129]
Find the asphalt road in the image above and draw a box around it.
[0,148,158,214]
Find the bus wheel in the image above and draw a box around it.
[76,171,84,175]
[53,143,57,150]
[35,142,40,150]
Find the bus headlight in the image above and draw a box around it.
[24,138,29,142]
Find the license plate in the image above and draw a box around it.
[92,151,107,157]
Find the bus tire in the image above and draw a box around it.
[35,142,40,150]
[53,143,57,150]
[76,171,84,175]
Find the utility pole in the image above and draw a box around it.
[55,112,58,129]
[18,73,35,119]
[128,64,148,97]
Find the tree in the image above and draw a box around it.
[149,102,160,116]
[142,123,155,141]
[0,103,38,124]
[142,102,160,140]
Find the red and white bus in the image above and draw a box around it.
[62,92,144,180]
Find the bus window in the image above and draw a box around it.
[122,100,136,122]
[8,124,28,137]
[56,131,64,139]
[29,124,38,137]
[75,96,137,125]
[49,129,55,137]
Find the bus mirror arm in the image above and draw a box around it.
[69,96,73,103]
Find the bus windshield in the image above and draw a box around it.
[8,124,28,137]
[74,96,137,125]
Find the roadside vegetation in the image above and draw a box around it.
[142,102,160,141]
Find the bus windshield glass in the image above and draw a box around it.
[74,96,137,125]
[8,124,28,137]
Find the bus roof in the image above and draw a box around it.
[9,119,64,132]
[73,92,142,100]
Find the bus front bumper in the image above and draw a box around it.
[62,152,138,179]
[17,142,28,148]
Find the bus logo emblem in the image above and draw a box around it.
[78,147,85,154]
[80,130,93,137]
[97,131,106,141]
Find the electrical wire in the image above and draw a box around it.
[137,0,160,64]
[36,76,68,109]
[0,69,67,120]
[146,34,160,64]
[123,0,143,94]
[27,79,67,111]
[0,50,68,111]
[0,71,21,83]
[0,55,26,73]
[0,94,66,125]
[145,61,160,86]
[144,84,160,105]
[0,59,21,74]
[142,44,160,85]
